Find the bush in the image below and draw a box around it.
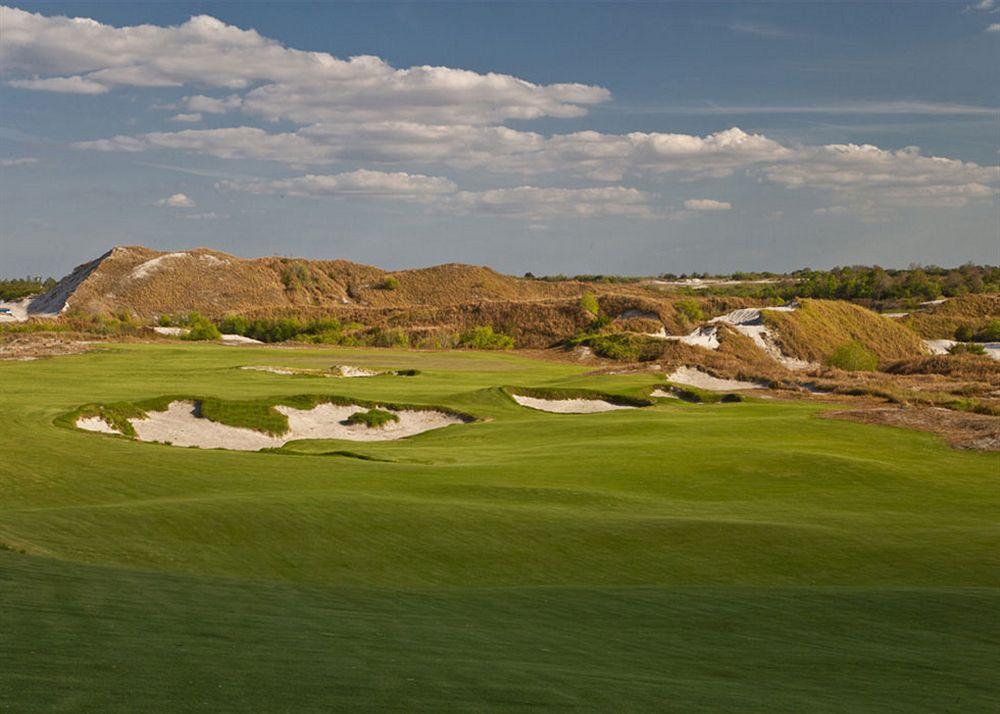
[218,315,249,336]
[458,326,514,350]
[369,328,410,348]
[345,408,399,428]
[579,292,600,317]
[948,342,986,356]
[181,312,221,341]
[380,277,400,291]
[954,324,975,341]
[975,319,1000,342]
[674,298,704,323]
[826,340,878,371]
[584,332,662,362]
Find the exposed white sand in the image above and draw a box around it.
[153,326,189,336]
[0,298,30,322]
[220,334,263,344]
[660,325,720,350]
[920,298,948,306]
[511,394,635,413]
[667,366,765,391]
[709,306,815,370]
[650,388,679,399]
[121,400,464,451]
[76,416,122,435]
[985,344,1000,362]
[129,252,189,281]
[882,312,909,319]
[924,339,956,355]
[331,365,379,377]
[241,365,298,375]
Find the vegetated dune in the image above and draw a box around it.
[28,245,630,320]
[902,294,1000,339]
[761,299,927,365]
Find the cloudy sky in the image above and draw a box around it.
[1,2,997,277]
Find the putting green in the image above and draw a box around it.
[1,343,997,711]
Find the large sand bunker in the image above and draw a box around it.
[666,366,765,391]
[240,364,393,377]
[709,306,814,370]
[76,400,464,450]
[511,394,636,413]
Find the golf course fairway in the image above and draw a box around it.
[2,343,998,711]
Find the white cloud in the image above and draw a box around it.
[684,198,732,211]
[181,211,228,220]
[1,7,609,125]
[156,192,196,207]
[220,170,664,219]
[74,127,331,164]
[0,157,39,166]
[446,186,659,219]
[9,75,108,94]
[182,94,242,114]
[169,112,202,123]
[218,170,457,198]
[986,22,1000,31]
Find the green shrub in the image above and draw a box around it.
[183,315,221,341]
[218,315,249,336]
[674,298,704,323]
[948,342,986,355]
[458,326,514,350]
[579,292,600,317]
[369,328,410,348]
[975,319,1000,342]
[826,340,878,371]
[345,408,399,428]
[380,277,400,291]
[585,332,662,362]
[954,324,974,341]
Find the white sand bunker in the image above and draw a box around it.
[650,388,679,399]
[77,400,464,451]
[240,364,380,377]
[511,394,635,413]
[667,366,765,391]
[709,306,815,371]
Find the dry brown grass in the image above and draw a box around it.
[902,294,1000,339]
[822,406,1000,451]
[763,299,926,365]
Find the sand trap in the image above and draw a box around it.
[667,366,765,391]
[924,339,956,355]
[331,365,378,377]
[220,334,262,344]
[709,306,814,370]
[153,326,189,336]
[511,394,635,413]
[86,400,464,451]
[242,365,298,375]
[650,388,679,399]
[76,416,123,435]
[660,325,720,350]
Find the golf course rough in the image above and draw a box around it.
[2,342,998,711]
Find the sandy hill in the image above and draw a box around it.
[28,246,609,319]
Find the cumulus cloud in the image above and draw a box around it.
[1,6,609,125]
[218,170,457,198]
[684,198,732,211]
[0,157,39,166]
[156,192,196,207]
[169,112,202,123]
[74,127,332,164]
[220,170,664,219]
[9,75,108,94]
[987,22,1000,31]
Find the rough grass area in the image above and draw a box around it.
[3,342,998,711]
[574,331,664,362]
[345,408,400,428]
[763,298,926,364]
[903,294,1000,339]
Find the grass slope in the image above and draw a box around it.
[1,343,998,710]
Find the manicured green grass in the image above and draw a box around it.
[0,343,997,710]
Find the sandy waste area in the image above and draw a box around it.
[77,400,464,450]
[511,394,635,413]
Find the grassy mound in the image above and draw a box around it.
[763,299,925,366]
[904,294,1000,339]
[345,408,400,428]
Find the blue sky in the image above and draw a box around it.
[1,1,997,277]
